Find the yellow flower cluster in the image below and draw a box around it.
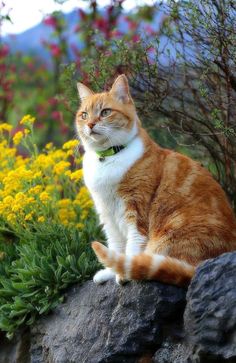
[13,131,24,145]
[0,123,13,133]
[20,114,36,125]
[0,118,93,231]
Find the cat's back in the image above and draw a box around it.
[156,150,236,236]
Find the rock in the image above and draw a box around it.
[153,337,191,363]
[184,252,236,363]
[30,280,186,363]
[1,252,236,363]
[0,330,30,363]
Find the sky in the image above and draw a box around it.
[1,0,155,35]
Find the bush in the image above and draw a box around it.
[0,116,102,338]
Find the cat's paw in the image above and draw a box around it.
[115,274,129,286]
[93,268,115,284]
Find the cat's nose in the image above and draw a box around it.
[87,122,96,129]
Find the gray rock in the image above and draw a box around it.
[0,330,30,363]
[184,252,236,363]
[30,280,186,363]
[2,252,236,363]
[153,337,192,363]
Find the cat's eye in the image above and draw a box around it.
[101,108,112,117]
[81,112,88,120]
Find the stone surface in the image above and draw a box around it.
[0,330,30,363]
[184,252,236,363]
[30,280,186,363]
[153,337,191,363]
[1,252,236,363]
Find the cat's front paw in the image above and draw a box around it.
[115,274,129,286]
[93,268,115,284]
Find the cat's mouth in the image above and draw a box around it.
[88,130,105,141]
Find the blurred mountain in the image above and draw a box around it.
[4,10,82,64]
[4,8,180,66]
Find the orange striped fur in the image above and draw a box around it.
[92,242,195,287]
[76,75,236,287]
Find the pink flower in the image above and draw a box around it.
[0,44,9,58]
[78,8,86,21]
[51,111,62,121]
[60,124,69,135]
[110,29,123,38]
[147,46,155,54]
[49,44,61,58]
[95,18,108,33]
[43,15,57,28]
[147,47,156,64]
[132,34,140,43]
[126,18,138,31]
[48,97,58,106]
[35,121,44,129]
[74,24,81,33]
[144,25,155,35]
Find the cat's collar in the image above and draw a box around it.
[95,145,127,162]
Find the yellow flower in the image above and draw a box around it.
[45,185,55,193]
[38,216,45,222]
[65,170,71,177]
[81,210,89,220]
[53,161,70,175]
[20,114,36,125]
[6,213,16,223]
[12,204,22,212]
[0,122,93,231]
[29,185,42,195]
[13,131,24,145]
[15,192,25,201]
[76,223,84,229]
[3,195,14,204]
[0,123,13,133]
[58,199,71,208]
[45,142,53,150]
[39,191,50,202]
[25,212,33,221]
[62,140,79,150]
[66,150,73,156]
[70,169,83,181]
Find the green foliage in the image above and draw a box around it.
[59,63,79,115]
[0,220,102,339]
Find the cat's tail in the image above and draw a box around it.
[92,241,195,287]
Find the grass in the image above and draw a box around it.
[0,218,103,339]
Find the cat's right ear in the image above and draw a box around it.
[77,82,94,101]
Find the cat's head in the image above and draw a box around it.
[76,75,140,151]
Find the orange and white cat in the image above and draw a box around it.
[76,74,236,287]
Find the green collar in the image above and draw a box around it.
[95,145,126,161]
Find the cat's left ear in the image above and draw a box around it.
[77,82,94,101]
[110,74,131,103]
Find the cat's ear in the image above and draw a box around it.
[77,82,94,101]
[110,74,131,103]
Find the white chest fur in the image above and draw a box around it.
[83,136,144,239]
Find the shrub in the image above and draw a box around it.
[0,116,102,338]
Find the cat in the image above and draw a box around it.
[76,74,236,287]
